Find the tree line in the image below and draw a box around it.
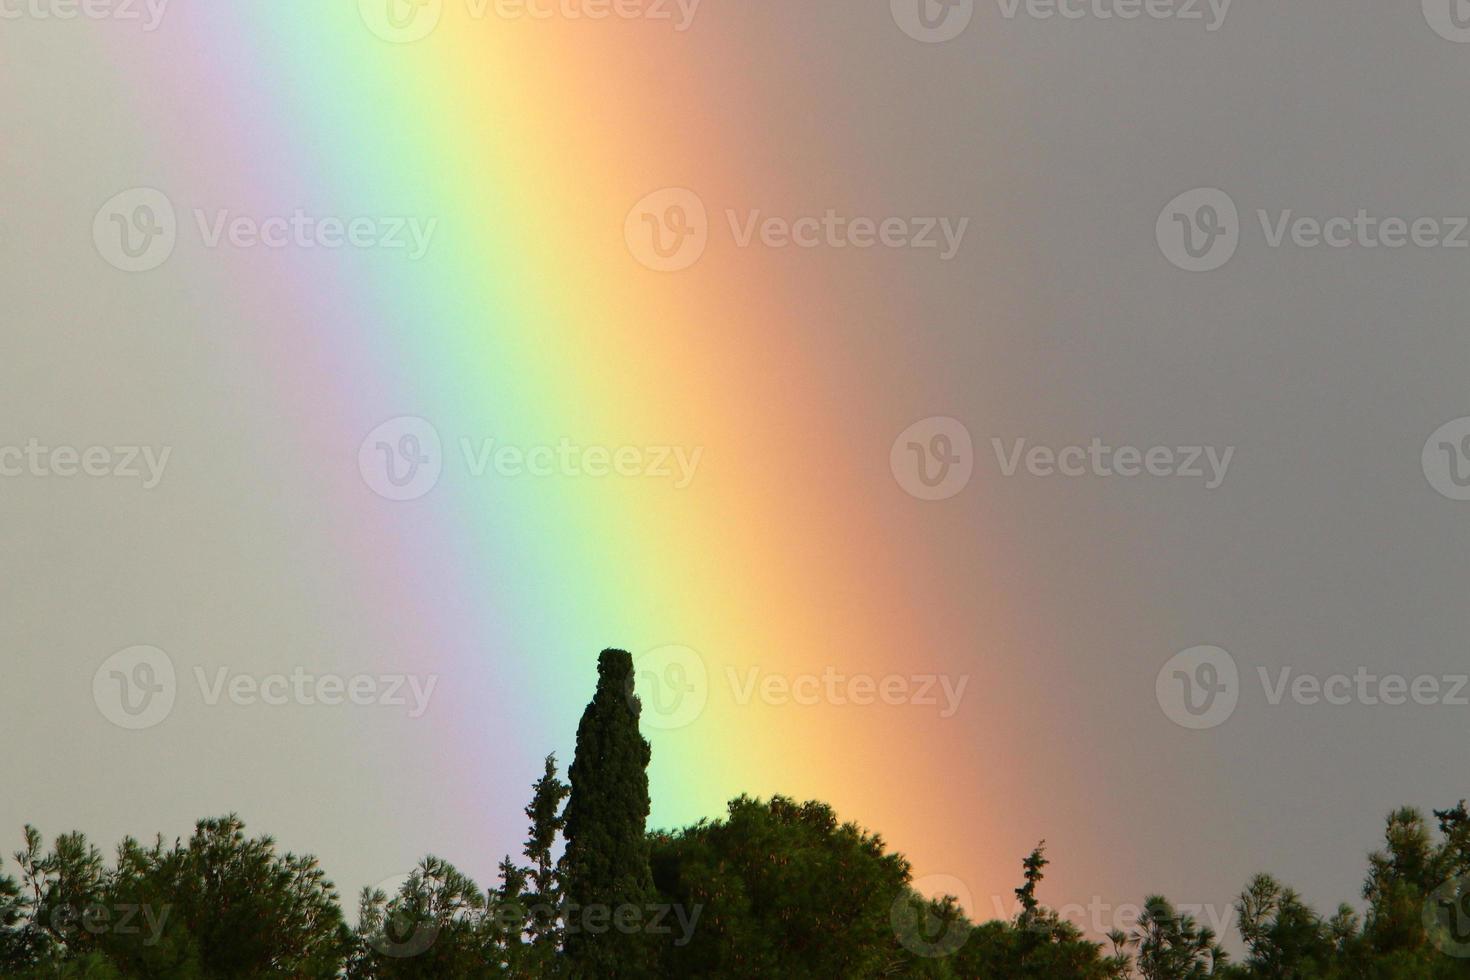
[5,649,1470,977]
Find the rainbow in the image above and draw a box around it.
[83,1,1044,914]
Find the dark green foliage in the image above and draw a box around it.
[2,815,346,979]
[0,863,32,971]
[1234,874,1336,977]
[648,795,914,977]
[948,844,1129,980]
[9,653,1470,978]
[349,856,508,979]
[168,816,348,977]
[1125,895,1229,979]
[560,649,656,977]
[523,754,570,953]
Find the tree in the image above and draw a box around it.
[1125,895,1228,980]
[523,754,569,952]
[560,649,656,977]
[165,815,348,978]
[649,795,914,978]
[1234,874,1334,977]
[349,856,500,979]
[1365,807,1438,958]
[956,845,1127,980]
[2,816,343,978]
[0,864,31,972]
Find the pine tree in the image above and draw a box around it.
[522,754,569,951]
[560,649,656,977]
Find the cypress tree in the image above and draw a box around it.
[522,754,569,951]
[560,649,656,977]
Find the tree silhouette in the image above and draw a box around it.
[10,651,1470,978]
[560,649,656,977]
[522,754,569,954]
